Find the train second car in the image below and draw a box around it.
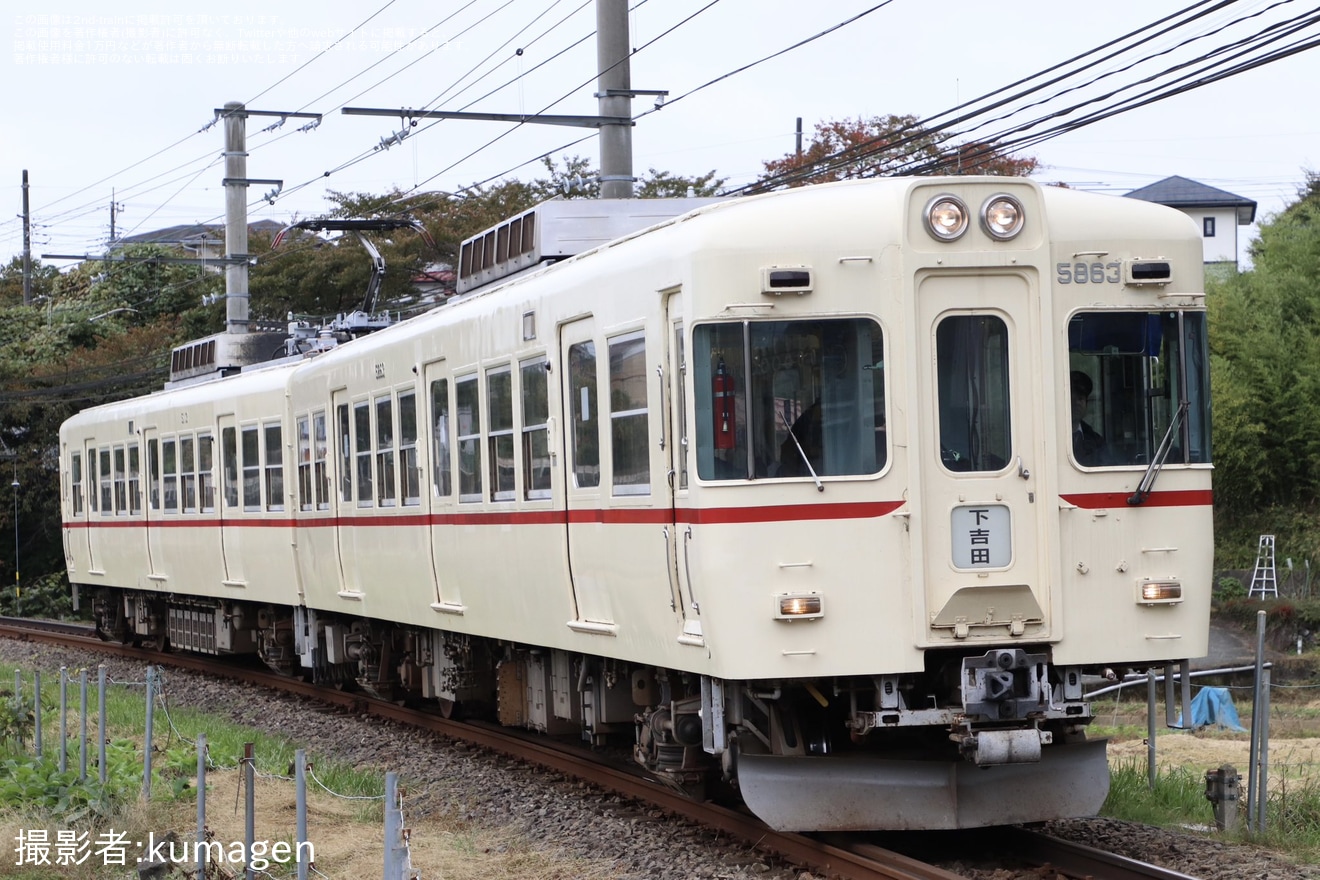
[60,177,1212,831]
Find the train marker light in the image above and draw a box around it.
[980,194,1025,240]
[923,195,969,241]
[775,592,824,620]
[1137,579,1182,605]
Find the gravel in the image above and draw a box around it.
[3,638,1317,880]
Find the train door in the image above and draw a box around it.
[915,272,1051,643]
[216,415,247,587]
[82,438,101,574]
[559,317,614,625]
[141,428,163,577]
[422,360,463,611]
[663,292,702,645]
[331,389,361,595]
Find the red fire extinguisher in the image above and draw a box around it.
[713,357,735,450]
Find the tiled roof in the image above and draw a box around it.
[1124,175,1256,223]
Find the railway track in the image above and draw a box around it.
[0,617,1202,880]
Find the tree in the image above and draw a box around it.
[0,257,60,308]
[1208,169,1320,513]
[756,115,1038,189]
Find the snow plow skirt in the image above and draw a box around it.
[736,739,1110,831]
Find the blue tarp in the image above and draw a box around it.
[1183,687,1247,732]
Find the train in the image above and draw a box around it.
[58,176,1213,831]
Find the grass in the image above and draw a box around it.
[0,659,626,879]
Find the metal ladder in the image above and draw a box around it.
[1249,535,1278,599]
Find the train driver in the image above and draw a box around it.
[1070,370,1113,466]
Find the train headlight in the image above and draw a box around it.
[1137,579,1183,605]
[775,592,824,620]
[981,194,1025,240]
[923,195,969,241]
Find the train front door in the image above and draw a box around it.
[217,415,247,588]
[915,272,1052,644]
[559,316,614,626]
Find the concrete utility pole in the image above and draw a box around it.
[342,0,660,199]
[21,170,32,305]
[215,102,317,334]
[595,0,633,199]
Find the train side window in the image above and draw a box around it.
[71,452,83,516]
[113,446,127,514]
[399,391,420,506]
[99,447,113,514]
[693,319,886,481]
[568,342,600,488]
[297,415,313,511]
[337,405,352,504]
[313,411,330,510]
[221,428,238,509]
[431,379,452,498]
[674,324,689,490]
[197,434,214,513]
[148,439,160,511]
[609,332,650,495]
[354,402,373,508]
[88,452,99,513]
[375,395,396,507]
[128,443,142,515]
[181,435,197,513]
[162,440,178,513]
[265,422,284,512]
[520,357,551,500]
[936,315,1011,473]
[456,375,483,502]
[487,366,515,501]
[242,426,261,511]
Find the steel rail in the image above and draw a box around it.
[1004,827,1203,880]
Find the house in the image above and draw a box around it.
[1123,176,1256,276]
[115,220,285,266]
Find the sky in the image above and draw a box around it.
[2,0,1317,271]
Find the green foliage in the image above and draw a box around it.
[0,689,35,745]
[0,739,141,821]
[1216,576,1248,603]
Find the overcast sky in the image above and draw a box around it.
[3,0,1317,270]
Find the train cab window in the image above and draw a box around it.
[430,380,452,498]
[936,316,1011,473]
[313,411,331,510]
[375,395,396,507]
[456,375,483,502]
[221,428,238,509]
[162,440,178,513]
[88,452,99,513]
[297,416,313,511]
[181,436,197,513]
[520,357,551,500]
[1067,311,1212,468]
[693,319,886,481]
[354,402,373,508]
[674,324,689,491]
[265,422,284,512]
[242,426,261,511]
[197,434,214,513]
[113,446,127,514]
[128,444,142,515]
[487,366,515,501]
[568,342,600,488]
[337,405,352,504]
[98,448,112,514]
[609,332,650,495]
[399,392,420,506]
[71,452,84,516]
[148,439,160,510]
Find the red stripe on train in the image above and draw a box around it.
[1060,490,1213,509]
[63,500,906,530]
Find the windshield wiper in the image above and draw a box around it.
[1128,399,1188,506]
[777,409,823,492]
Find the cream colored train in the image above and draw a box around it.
[60,177,1212,830]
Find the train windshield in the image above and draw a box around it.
[692,319,886,482]
[1067,310,1210,467]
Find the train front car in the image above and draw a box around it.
[662,179,1211,831]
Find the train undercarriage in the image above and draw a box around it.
[92,586,1115,830]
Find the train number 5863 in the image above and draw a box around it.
[1056,261,1121,284]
